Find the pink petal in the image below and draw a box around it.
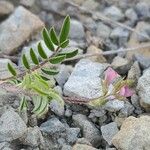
[105,67,119,84]
[120,86,134,97]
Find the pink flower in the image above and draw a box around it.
[119,85,134,97]
[105,67,119,84]
[105,67,134,98]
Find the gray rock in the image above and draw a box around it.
[125,8,138,22]
[89,109,106,118]
[112,116,150,150]
[65,108,72,117]
[118,101,135,117]
[96,22,111,39]
[0,142,11,150]
[104,100,124,112]
[111,56,131,74]
[72,114,101,147]
[54,65,71,87]
[20,126,44,148]
[101,122,119,145]
[136,2,150,20]
[0,108,27,142]
[20,0,35,7]
[0,1,14,16]
[134,54,150,69]
[61,145,72,150]
[40,118,66,135]
[49,99,64,116]
[64,59,109,99]
[39,0,65,13]
[82,0,99,11]
[131,94,143,115]
[65,128,80,144]
[106,148,116,150]
[110,27,129,46]
[70,20,85,40]
[0,6,44,54]
[137,68,150,108]
[103,6,124,21]
[136,22,150,42]
[127,61,141,85]
[72,144,98,150]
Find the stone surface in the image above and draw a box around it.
[96,22,111,39]
[86,45,107,63]
[20,126,44,148]
[65,128,80,144]
[82,0,99,11]
[127,22,150,58]
[136,2,150,20]
[70,19,85,40]
[134,54,150,69]
[101,122,119,145]
[127,61,141,85]
[111,56,131,74]
[118,101,135,117]
[40,118,66,135]
[72,144,98,150]
[0,1,14,16]
[61,145,72,150]
[125,8,138,22]
[0,6,44,54]
[0,108,27,142]
[64,59,109,99]
[110,27,129,46]
[20,0,35,7]
[103,6,124,21]
[72,114,101,147]
[112,116,150,150]
[137,68,150,108]
[54,65,71,87]
[104,100,124,112]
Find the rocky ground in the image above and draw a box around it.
[0,0,150,150]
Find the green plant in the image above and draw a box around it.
[7,15,79,118]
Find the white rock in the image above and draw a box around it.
[101,122,119,145]
[0,6,44,54]
[64,59,109,99]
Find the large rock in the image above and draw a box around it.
[0,108,27,142]
[0,1,14,16]
[70,20,85,40]
[101,122,119,145]
[72,144,98,150]
[137,68,150,108]
[103,6,124,21]
[112,116,150,150]
[64,59,109,99]
[72,114,101,147]
[127,22,150,59]
[0,6,44,54]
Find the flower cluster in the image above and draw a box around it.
[89,67,134,106]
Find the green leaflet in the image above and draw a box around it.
[30,48,39,65]
[41,68,59,76]
[49,55,66,64]
[38,42,47,59]
[22,54,30,70]
[19,97,28,112]
[60,39,69,48]
[50,27,59,46]
[32,96,42,112]
[59,15,70,44]
[7,63,17,76]
[58,49,78,58]
[42,28,55,51]
[33,96,49,118]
